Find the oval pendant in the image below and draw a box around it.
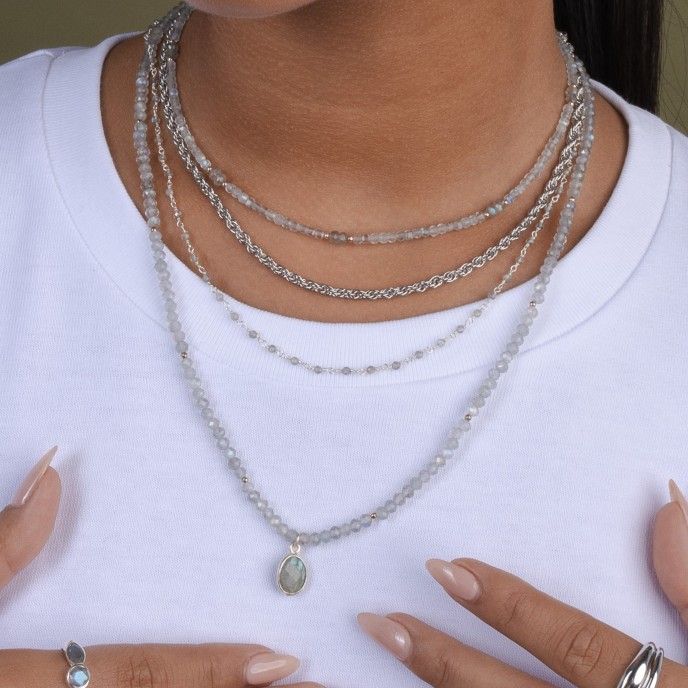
[277,544,307,595]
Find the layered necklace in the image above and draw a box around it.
[135,3,595,594]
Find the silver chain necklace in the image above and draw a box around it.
[155,6,584,301]
[152,7,583,375]
[164,19,579,246]
[153,112,574,376]
[149,29,580,376]
[137,5,595,594]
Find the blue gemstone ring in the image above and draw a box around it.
[63,641,91,688]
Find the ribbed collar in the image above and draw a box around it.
[42,33,673,388]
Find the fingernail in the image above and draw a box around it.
[10,446,58,507]
[426,559,481,601]
[669,480,688,525]
[357,612,411,661]
[244,652,300,685]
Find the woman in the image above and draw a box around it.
[1,0,687,686]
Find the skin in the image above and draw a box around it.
[359,545,688,686]
[102,0,627,322]
[1,457,686,687]
[3,2,680,686]
[0,460,322,688]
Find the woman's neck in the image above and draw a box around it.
[102,1,626,322]
[179,1,564,216]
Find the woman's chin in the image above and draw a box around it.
[186,0,319,19]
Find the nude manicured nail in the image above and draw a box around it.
[357,612,412,661]
[244,652,299,685]
[10,446,58,507]
[426,559,481,601]
[669,479,688,525]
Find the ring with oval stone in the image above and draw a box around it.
[63,641,91,688]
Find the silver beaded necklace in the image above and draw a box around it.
[165,24,579,246]
[151,15,584,376]
[155,5,583,302]
[136,5,595,594]
[154,116,575,376]
[152,5,585,377]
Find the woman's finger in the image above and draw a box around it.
[425,558,687,688]
[1,644,315,688]
[358,611,555,688]
[653,480,688,627]
[0,446,60,588]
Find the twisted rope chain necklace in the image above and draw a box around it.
[135,4,595,594]
[154,5,583,301]
[151,8,583,376]
[150,7,584,375]
[153,106,578,376]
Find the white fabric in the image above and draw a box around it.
[1,34,687,688]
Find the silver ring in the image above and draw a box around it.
[63,641,91,688]
[615,642,664,688]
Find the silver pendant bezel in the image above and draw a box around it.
[277,541,308,595]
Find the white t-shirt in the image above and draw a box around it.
[1,34,687,688]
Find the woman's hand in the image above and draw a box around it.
[358,481,688,687]
[1,447,323,688]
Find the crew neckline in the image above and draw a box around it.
[41,33,673,387]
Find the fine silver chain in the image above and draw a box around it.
[152,6,581,375]
[165,23,579,245]
[136,5,595,588]
[152,101,574,376]
[155,6,584,301]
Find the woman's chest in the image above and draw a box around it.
[1,333,686,686]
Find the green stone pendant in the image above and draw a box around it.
[277,542,307,595]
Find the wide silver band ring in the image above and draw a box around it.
[63,641,91,688]
[615,642,664,688]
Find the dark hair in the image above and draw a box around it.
[553,0,664,112]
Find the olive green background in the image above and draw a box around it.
[2,1,688,132]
